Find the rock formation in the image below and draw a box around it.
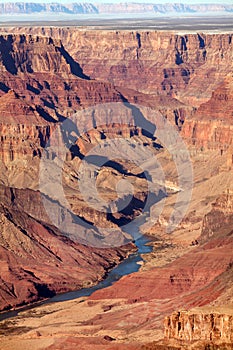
[0,183,136,311]
[201,192,233,241]
[90,229,233,303]
[6,28,233,108]
[164,309,233,343]
[181,77,233,151]
[0,31,164,310]
[0,32,137,310]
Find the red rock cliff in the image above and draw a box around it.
[181,77,233,151]
[7,28,232,106]
[164,309,233,343]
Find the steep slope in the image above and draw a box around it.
[163,308,233,347]
[6,28,233,109]
[0,33,130,178]
[0,33,124,118]
[0,198,232,349]
[0,184,134,311]
[90,231,233,303]
[141,194,233,348]
[181,77,233,150]
[0,33,142,310]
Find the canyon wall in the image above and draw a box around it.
[164,309,233,343]
[162,196,233,347]
[0,33,124,112]
[181,77,233,151]
[0,33,131,170]
[0,184,134,311]
[2,28,232,155]
[0,32,143,310]
[201,192,233,241]
[3,28,233,106]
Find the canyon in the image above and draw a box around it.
[0,25,232,349]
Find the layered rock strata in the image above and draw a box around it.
[164,309,233,343]
[2,29,233,105]
[0,184,135,311]
[181,77,233,152]
[201,192,233,241]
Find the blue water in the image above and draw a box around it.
[46,234,152,302]
[0,229,152,321]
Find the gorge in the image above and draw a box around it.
[0,23,232,350]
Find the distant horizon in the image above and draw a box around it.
[0,1,233,20]
[0,0,233,4]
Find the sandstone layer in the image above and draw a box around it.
[181,77,233,151]
[164,309,233,343]
[2,29,232,102]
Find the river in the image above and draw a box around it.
[0,226,152,321]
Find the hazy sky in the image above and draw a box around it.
[0,0,232,3]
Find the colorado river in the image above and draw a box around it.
[45,234,152,302]
[0,229,152,321]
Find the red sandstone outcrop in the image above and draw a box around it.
[51,30,233,106]
[0,89,51,163]
[1,29,233,151]
[0,34,158,310]
[89,194,233,340]
[0,33,133,170]
[91,190,233,299]
[181,77,233,150]
[164,309,233,344]
[0,32,152,308]
[0,90,45,124]
[201,192,233,243]
[0,33,125,119]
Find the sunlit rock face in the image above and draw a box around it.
[181,78,233,151]
[164,310,233,343]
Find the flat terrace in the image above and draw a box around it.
[0,16,233,32]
